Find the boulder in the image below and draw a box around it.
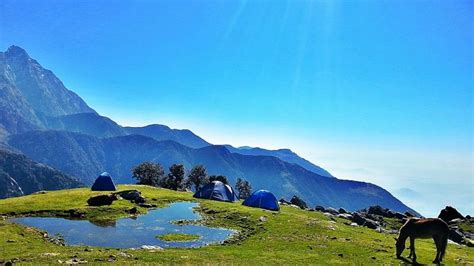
[438,206,464,222]
[368,205,386,216]
[133,196,146,204]
[338,208,348,214]
[394,212,407,220]
[315,205,325,212]
[352,213,378,229]
[449,229,465,244]
[115,190,142,201]
[290,195,308,209]
[448,218,463,225]
[87,194,118,206]
[325,207,339,215]
[337,213,353,220]
[279,198,291,205]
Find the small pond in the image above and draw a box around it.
[11,202,234,249]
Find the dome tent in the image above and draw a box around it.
[91,172,116,191]
[242,190,279,211]
[193,181,238,202]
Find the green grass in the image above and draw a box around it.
[0,185,473,264]
[157,233,201,242]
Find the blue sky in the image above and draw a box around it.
[1,0,472,216]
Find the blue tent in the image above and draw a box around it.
[242,190,279,211]
[193,181,238,202]
[91,172,116,191]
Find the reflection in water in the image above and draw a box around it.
[12,202,234,248]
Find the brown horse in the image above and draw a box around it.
[395,218,449,264]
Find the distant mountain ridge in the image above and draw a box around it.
[0,149,83,199]
[0,45,416,214]
[8,130,416,213]
[224,145,333,177]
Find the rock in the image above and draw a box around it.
[41,253,60,257]
[6,239,15,243]
[352,213,378,229]
[448,218,463,225]
[367,205,395,218]
[405,211,414,217]
[290,195,308,209]
[449,229,465,244]
[259,216,268,222]
[140,245,163,250]
[117,252,132,258]
[325,207,339,215]
[394,212,407,220]
[315,205,325,212]
[32,190,47,195]
[87,194,118,206]
[129,207,138,214]
[115,190,141,201]
[133,196,146,204]
[138,203,156,208]
[338,208,348,214]
[350,222,358,226]
[439,206,464,222]
[279,198,291,205]
[337,213,353,220]
[64,258,88,264]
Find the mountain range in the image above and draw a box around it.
[0,45,416,213]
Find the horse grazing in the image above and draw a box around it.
[395,218,449,264]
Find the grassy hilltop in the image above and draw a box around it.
[0,185,472,264]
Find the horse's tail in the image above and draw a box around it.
[440,232,448,260]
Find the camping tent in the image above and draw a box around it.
[242,190,279,211]
[193,181,238,202]
[91,172,116,191]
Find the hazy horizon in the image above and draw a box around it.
[1,0,472,217]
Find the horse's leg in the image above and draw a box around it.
[410,237,416,263]
[433,236,441,264]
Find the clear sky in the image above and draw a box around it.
[1,0,472,216]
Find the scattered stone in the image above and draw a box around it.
[6,239,15,243]
[138,203,156,208]
[352,213,378,229]
[315,205,325,212]
[368,205,387,217]
[448,218,463,225]
[290,195,308,209]
[337,213,353,220]
[140,245,163,250]
[338,253,344,257]
[114,190,142,201]
[117,252,132,258]
[279,198,291,205]
[350,222,358,227]
[259,216,267,222]
[338,208,348,214]
[87,194,118,206]
[449,229,465,244]
[32,190,47,195]
[134,196,147,204]
[129,207,138,214]
[63,258,88,264]
[394,212,407,220]
[439,206,464,222]
[325,207,339,215]
[41,253,59,257]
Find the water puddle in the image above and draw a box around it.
[11,202,234,249]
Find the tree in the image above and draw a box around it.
[236,177,252,199]
[208,175,228,185]
[161,164,186,191]
[131,162,164,186]
[186,165,207,191]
